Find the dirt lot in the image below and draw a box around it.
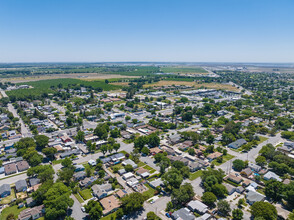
[143,80,240,92]
[0,73,138,83]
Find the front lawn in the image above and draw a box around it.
[189,170,203,181]
[212,154,235,166]
[142,184,157,199]
[79,188,93,200]
[0,205,26,219]
[74,193,84,203]
[257,136,268,144]
[0,188,15,205]
[101,211,117,220]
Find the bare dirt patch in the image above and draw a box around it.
[144,80,239,92]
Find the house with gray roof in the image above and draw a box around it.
[122,159,138,169]
[246,190,266,205]
[92,183,112,199]
[187,200,208,214]
[15,179,27,192]
[0,184,11,198]
[264,171,282,182]
[73,171,86,181]
[228,139,247,149]
[29,178,40,187]
[172,208,195,220]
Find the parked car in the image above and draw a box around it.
[81,207,85,212]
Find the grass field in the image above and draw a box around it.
[79,188,93,200]
[143,80,239,92]
[74,193,84,203]
[101,211,118,220]
[257,136,268,144]
[189,170,203,181]
[212,154,235,166]
[0,205,26,219]
[0,188,15,204]
[142,184,157,199]
[6,78,121,99]
[160,66,208,74]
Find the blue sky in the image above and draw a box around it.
[0,0,294,62]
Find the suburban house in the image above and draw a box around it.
[0,184,11,198]
[73,171,86,181]
[122,159,138,169]
[228,139,247,149]
[226,173,243,184]
[16,161,30,172]
[80,177,97,188]
[246,190,266,205]
[241,168,253,177]
[100,195,120,215]
[207,152,223,162]
[92,184,112,199]
[171,207,195,220]
[18,204,45,220]
[264,171,282,182]
[187,200,208,214]
[4,163,17,175]
[15,179,28,192]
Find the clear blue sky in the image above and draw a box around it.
[1,0,294,63]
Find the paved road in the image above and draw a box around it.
[218,132,284,174]
[7,103,32,137]
[0,173,28,186]
[127,196,170,220]
[69,194,88,220]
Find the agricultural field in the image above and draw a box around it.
[6,78,122,100]
[160,66,208,74]
[0,73,137,83]
[143,80,240,92]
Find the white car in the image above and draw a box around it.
[81,207,85,212]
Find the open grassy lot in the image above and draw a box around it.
[74,193,84,203]
[6,78,121,99]
[79,188,93,200]
[189,170,203,181]
[212,154,235,166]
[0,188,15,205]
[143,80,239,92]
[142,184,157,199]
[0,205,26,219]
[142,164,157,174]
[101,211,118,220]
[257,136,269,144]
[160,66,208,74]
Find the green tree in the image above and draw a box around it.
[217,200,231,216]
[232,159,245,171]
[75,130,85,142]
[44,182,74,220]
[251,201,277,220]
[113,143,121,152]
[206,134,215,145]
[201,192,217,207]
[232,208,243,220]
[264,180,284,202]
[124,164,134,172]
[61,157,73,168]
[100,145,108,156]
[42,147,57,160]
[85,200,103,220]
[171,183,195,205]
[35,135,49,149]
[141,146,150,155]
[121,192,145,213]
[162,168,183,188]
[27,165,55,182]
[255,156,267,167]
[147,211,161,220]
